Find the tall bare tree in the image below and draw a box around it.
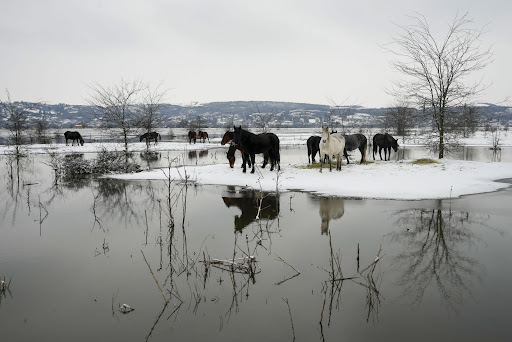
[387,13,492,158]
[87,80,144,155]
[138,83,167,151]
[0,89,36,155]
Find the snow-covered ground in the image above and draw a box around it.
[2,129,512,200]
[109,160,512,200]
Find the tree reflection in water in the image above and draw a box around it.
[387,205,489,310]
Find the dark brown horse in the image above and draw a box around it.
[226,143,252,169]
[373,133,398,161]
[221,131,234,145]
[139,131,161,144]
[64,131,84,146]
[198,131,210,143]
[188,131,197,144]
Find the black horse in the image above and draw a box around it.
[307,136,321,163]
[233,126,280,173]
[188,131,197,144]
[343,134,367,164]
[373,133,398,161]
[139,132,161,144]
[64,131,84,146]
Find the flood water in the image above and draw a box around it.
[1,145,512,341]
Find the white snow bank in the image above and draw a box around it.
[107,160,512,200]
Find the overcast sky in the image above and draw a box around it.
[1,0,510,107]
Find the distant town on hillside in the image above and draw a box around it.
[1,100,511,129]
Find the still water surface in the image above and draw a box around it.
[1,145,511,341]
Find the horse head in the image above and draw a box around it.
[226,144,236,168]
[321,125,330,144]
[391,137,399,152]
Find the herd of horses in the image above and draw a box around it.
[63,126,399,173]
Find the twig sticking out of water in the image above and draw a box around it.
[283,298,296,341]
[141,250,168,304]
[275,254,301,285]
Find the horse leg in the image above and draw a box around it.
[344,148,350,164]
[250,154,256,174]
[261,152,268,169]
[379,147,383,160]
[360,145,366,164]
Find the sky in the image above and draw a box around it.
[1,0,511,107]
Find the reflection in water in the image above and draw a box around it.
[387,207,486,310]
[222,191,280,231]
[198,150,209,158]
[318,197,344,234]
[187,150,197,160]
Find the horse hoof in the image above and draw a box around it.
[251,170,255,174]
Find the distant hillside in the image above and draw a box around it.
[1,100,510,129]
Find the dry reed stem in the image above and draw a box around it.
[141,250,168,304]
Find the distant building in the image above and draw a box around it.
[74,124,83,129]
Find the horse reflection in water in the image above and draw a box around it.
[188,150,209,161]
[318,197,345,234]
[222,190,280,231]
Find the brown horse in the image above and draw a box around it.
[188,131,197,144]
[221,131,234,145]
[198,130,210,143]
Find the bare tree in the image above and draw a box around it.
[33,120,49,144]
[0,89,36,155]
[387,13,493,158]
[139,83,166,133]
[139,83,167,151]
[252,104,276,132]
[87,80,145,155]
[384,103,416,141]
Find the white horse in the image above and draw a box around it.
[319,125,346,172]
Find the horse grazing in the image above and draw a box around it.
[373,133,398,161]
[198,130,210,143]
[319,126,345,172]
[139,132,161,144]
[188,131,197,144]
[343,134,367,164]
[226,143,252,169]
[233,126,280,173]
[221,131,234,145]
[307,136,321,163]
[64,131,84,146]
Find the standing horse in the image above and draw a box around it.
[188,131,197,144]
[64,131,84,146]
[139,132,161,144]
[307,136,321,163]
[319,126,345,172]
[198,131,210,143]
[233,126,280,173]
[373,133,398,161]
[343,134,367,164]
